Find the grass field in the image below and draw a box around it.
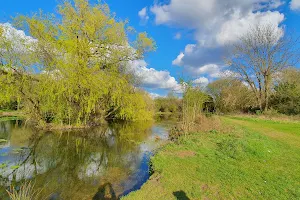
[123,116,300,200]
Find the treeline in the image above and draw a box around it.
[155,66,300,119]
[211,24,300,115]
[161,67,300,140]
[154,93,182,114]
[0,0,155,127]
[156,24,300,118]
[207,67,300,115]
[154,90,213,116]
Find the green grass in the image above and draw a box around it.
[227,116,300,134]
[123,116,300,200]
[0,110,24,121]
[0,116,21,121]
[225,116,300,148]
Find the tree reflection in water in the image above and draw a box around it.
[0,120,166,200]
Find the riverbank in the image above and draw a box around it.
[0,110,23,117]
[0,111,85,130]
[123,116,300,199]
[0,110,24,122]
[0,110,103,131]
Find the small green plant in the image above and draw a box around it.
[205,112,213,117]
[0,139,8,143]
[169,126,184,142]
[263,108,279,116]
[10,165,20,170]
[216,135,242,159]
[255,110,262,115]
[209,129,219,134]
[0,163,7,169]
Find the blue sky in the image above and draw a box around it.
[1,0,300,97]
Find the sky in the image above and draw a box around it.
[1,0,300,98]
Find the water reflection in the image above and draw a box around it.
[0,120,169,199]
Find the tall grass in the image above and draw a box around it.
[6,181,46,200]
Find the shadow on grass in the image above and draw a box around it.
[173,191,190,200]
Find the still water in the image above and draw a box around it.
[0,120,171,199]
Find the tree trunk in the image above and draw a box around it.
[258,79,263,111]
[264,74,270,111]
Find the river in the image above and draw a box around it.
[0,119,172,199]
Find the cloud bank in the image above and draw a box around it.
[150,0,285,78]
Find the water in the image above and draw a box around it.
[0,120,171,199]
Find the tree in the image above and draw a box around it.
[181,82,208,132]
[227,24,300,111]
[0,0,155,126]
[154,93,181,114]
[207,78,255,113]
[270,68,300,115]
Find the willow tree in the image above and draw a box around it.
[0,0,155,126]
[227,24,300,111]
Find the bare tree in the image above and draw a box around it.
[227,24,300,111]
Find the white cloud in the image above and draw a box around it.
[0,23,36,43]
[290,0,300,10]
[151,0,284,32]
[149,92,164,99]
[191,64,230,78]
[193,77,209,85]
[172,46,228,75]
[0,23,37,53]
[197,64,222,78]
[216,11,284,45]
[172,52,184,66]
[138,7,149,24]
[151,0,285,77]
[130,60,182,92]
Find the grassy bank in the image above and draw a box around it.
[123,116,300,200]
[0,110,24,119]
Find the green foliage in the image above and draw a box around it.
[207,78,255,113]
[0,163,8,168]
[154,94,181,114]
[205,68,300,115]
[181,82,208,132]
[255,110,262,115]
[0,116,21,122]
[0,139,8,143]
[10,165,20,170]
[0,101,18,111]
[270,68,300,115]
[0,0,155,126]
